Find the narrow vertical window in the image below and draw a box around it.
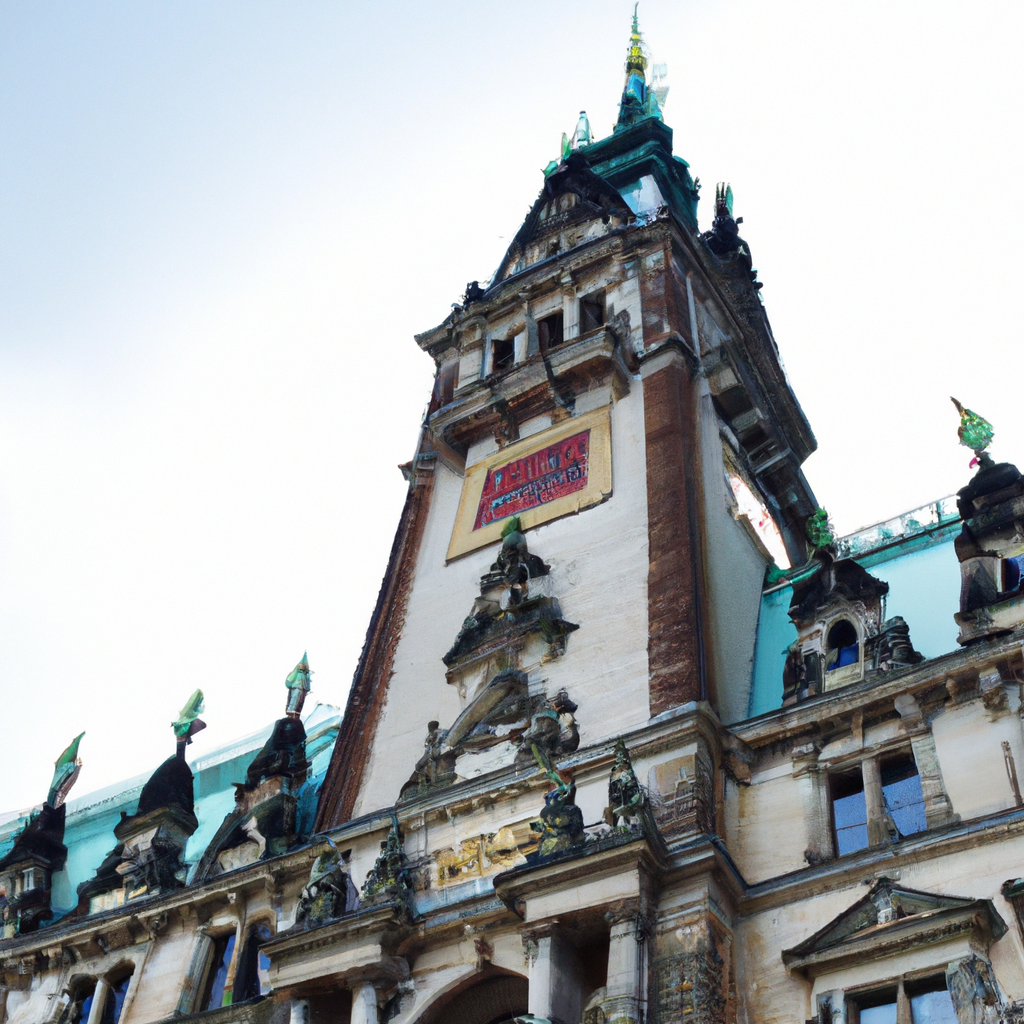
[538,312,564,350]
[69,981,97,1024]
[826,620,859,671]
[579,292,605,332]
[101,971,133,1024]
[233,921,273,1002]
[201,932,237,1011]
[831,769,868,855]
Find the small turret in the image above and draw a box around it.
[0,734,84,936]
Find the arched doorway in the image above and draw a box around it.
[413,970,528,1024]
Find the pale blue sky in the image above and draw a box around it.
[2,1,1022,808]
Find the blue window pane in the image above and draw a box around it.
[861,1002,898,1024]
[833,789,868,855]
[203,933,236,1010]
[102,974,132,1024]
[834,644,859,668]
[72,991,95,1024]
[911,989,958,1024]
[882,758,926,838]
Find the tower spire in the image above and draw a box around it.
[616,4,663,131]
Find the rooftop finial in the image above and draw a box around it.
[285,652,312,717]
[616,5,663,131]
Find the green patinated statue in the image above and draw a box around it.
[47,732,85,808]
[608,739,646,829]
[172,689,206,752]
[952,397,995,464]
[285,652,312,717]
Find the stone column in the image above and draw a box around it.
[561,278,579,342]
[523,924,581,1023]
[862,756,886,847]
[894,693,958,828]
[86,980,111,1024]
[604,905,643,1024]
[351,982,379,1024]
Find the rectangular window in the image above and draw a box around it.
[851,978,957,1024]
[491,336,515,374]
[538,311,564,350]
[579,292,605,333]
[907,978,958,1024]
[831,769,868,855]
[881,754,926,839]
[201,932,237,1011]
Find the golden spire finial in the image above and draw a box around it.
[626,3,647,79]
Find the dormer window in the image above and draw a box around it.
[826,619,859,672]
[579,291,605,332]
[538,312,564,351]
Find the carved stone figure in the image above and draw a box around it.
[608,739,645,828]
[528,777,584,861]
[403,720,454,795]
[362,824,411,909]
[295,841,358,929]
[517,690,579,772]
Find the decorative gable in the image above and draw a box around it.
[495,152,634,282]
[782,878,1006,977]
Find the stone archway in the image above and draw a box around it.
[413,970,528,1024]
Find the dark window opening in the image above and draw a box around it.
[1002,555,1024,593]
[101,972,133,1024]
[538,312,564,350]
[831,769,868,856]
[881,754,926,839]
[234,921,273,1002]
[68,981,97,1024]
[826,620,859,671]
[201,931,236,1011]
[579,292,605,333]
[856,986,899,1024]
[491,337,515,374]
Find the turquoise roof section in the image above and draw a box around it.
[747,498,963,718]
[0,703,342,924]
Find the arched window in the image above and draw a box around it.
[65,980,96,1024]
[826,620,859,671]
[233,920,273,1002]
[101,970,133,1024]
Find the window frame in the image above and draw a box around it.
[826,744,927,858]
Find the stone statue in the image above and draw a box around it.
[285,652,312,717]
[529,775,584,861]
[296,839,358,929]
[608,739,645,828]
[519,690,579,773]
[362,824,411,908]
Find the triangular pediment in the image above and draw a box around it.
[494,152,634,283]
[782,878,1006,974]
